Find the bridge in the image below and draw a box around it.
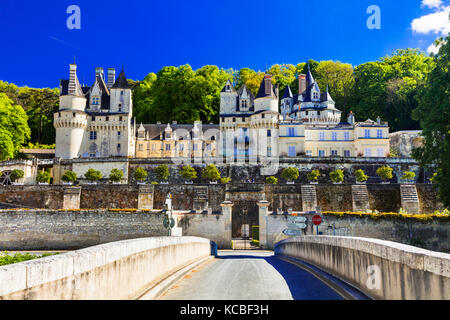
[0,236,448,300]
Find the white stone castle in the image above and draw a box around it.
[54,63,390,161]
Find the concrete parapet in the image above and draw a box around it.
[275,236,450,300]
[0,236,211,300]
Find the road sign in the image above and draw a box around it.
[312,215,322,226]
[283,229,304,236]
[287,216,307,228]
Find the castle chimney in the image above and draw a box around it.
[107,68,116,88]
[95,67,104,80]
[299,74,307,94]
[348,111,355,125]
[68,64,78,96]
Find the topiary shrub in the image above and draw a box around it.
[330,169,344,183]
[307,169,320,182]
[85,169,103,183]
[376,166,393,181]
[180,166,197,181]
[220,177,231,184]
[265,176,278,185]
[61,171,77,183]
[402,171,416,181]
[202,164,221,182]
[109,169,124,183]
[355,169,368,183]
[10,169,24,182]
[281,167,299,183]
[36,171,51,184]
[133,167,148,182]
[155,165,169,182]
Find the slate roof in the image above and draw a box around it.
[255,75,278,99]
[282,85,293,99]
[221,80,236,93]
[139,124,220,140]
[112,70,129,89]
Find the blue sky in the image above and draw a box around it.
[0,0,448,88]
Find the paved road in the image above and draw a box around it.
[159,251,343,300]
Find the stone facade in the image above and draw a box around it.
[389,130,424,158]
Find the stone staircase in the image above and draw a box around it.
[351,185,370,212]
[400,185,419,203]
[301,185,317,212]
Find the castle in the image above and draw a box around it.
[54,63,390,162]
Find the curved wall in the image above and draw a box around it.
[275,236,450,300]
[0,237,211,300]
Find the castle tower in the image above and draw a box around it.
[54,64,88,159]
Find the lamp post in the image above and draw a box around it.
[163,193,175,236]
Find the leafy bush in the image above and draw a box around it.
[0,251,59,266]
[281,167,299,182]
[61,171,77,183]
[10,169,24,182]
[330,169,344,183]
[155,165,169,182]
[402,171,416,180]
[220,177,231,184]
[265,176,278,185]
[202,165,221,182]
[376,166,393,181]
[180,166,197,181]
[109,169,124,183]
[36,171,51,184]
[355,169,368,182]
[307,169,320,182]
[133,167,148,182]
[85,169,103,182]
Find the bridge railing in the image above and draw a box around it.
[274,236,450,300]
[0,236,211,300]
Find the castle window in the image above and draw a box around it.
[106,116,109,122]
[92,116,95,121]
[206,144,211,151]
[332,132,337,141]
[138,144,143,151]
[73,113,76,117]
[58,113,61,118]
[92,97,100,105]
[118,104,122,112]
[344,150,351,157]
[90,131,97,140]
[319,132,325,141]
[233,118,236,122]
[344,132,350,141]
[267,130,271,137]
[288,128,296,137]
[119,116,123,121]
[262,114,265,119]
[179,144,184,151]
[267,147,272,157]
[365,148,372,157]
[377,129,383,139]
[120,91,124,95]
[117,143,121,150]
[193,144,198,151]
[242,117,246,122]
[365,129,371,138]
[377,148,384,157]
[313,92,319,100]
[117,131,121,137]
[165,144,171,151]
[331,150,338,156]
[318,150,325,157]
[306,150,312,157]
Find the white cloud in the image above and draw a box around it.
[427,42,441,54]
[421,0,443,9]
[411,6,450,35]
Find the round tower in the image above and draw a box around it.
[54,64,88,159]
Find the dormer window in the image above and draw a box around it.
[120,91,124,95]
[313,92,319,100]
[92,97,100,105]
[118,104,122,112]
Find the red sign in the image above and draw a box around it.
[312,215,322,226]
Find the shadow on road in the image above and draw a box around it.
[217,251,343,300]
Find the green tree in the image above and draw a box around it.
[376,166,393,181]
[202,164,220,182]
[10,169,24,182]
[36,170,51,184]
[85,169,103,182]
[412,36,450,208]
[330,169,344,183]
[109,169,124,183]
[133,167,148,182]
[265,176,278,185]
[0,93,31,160]
[61,171,77,183]
[155,165,170,182]
[180,166,197,181]
[281,167,299,182]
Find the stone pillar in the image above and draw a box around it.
[400,184,420,214]
[257,200,270,249]
[138,184,154,210]
[220,201,233,249]
[352,185,370,212]
[63,187,81,210]
[301,185,317,212]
